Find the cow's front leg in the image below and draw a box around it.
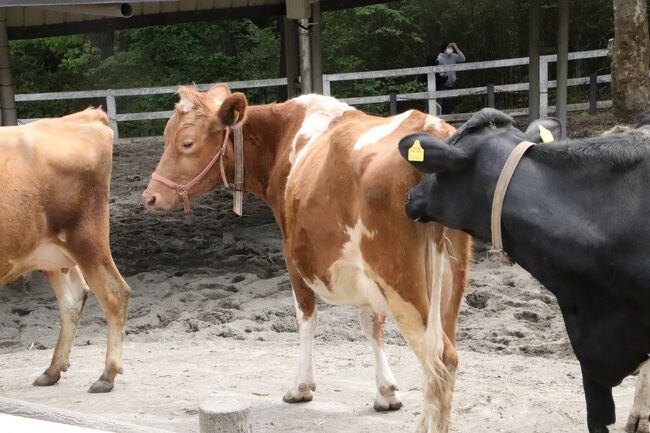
[626,360,650,433]
[283,280,317,403]
[582,368,615,433]
[359,308,402,411]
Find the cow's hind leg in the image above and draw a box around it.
[81,259,130,393]
[34,267,89,386]
[359,308,402,411]
[67,221,131,393]
[583,369,615,433]
[626,360,650,433]
[283,277,317,403]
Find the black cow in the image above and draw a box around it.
[398,108,650,433]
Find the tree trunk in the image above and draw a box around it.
[612,0,650,121]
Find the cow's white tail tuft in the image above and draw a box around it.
[419,224,453,433]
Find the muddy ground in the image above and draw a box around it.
[0,112,638,432]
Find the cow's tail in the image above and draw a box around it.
[420,223,454,433]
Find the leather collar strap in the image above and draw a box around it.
[152,127,232,215]
[488,140,536,266]
[232,124,244,216]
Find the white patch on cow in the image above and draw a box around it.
[284,291,317,401]
[176,97,194,113]
[359,309,401,409]
[24,243,75,272]
[424,114,443,131]
[288,95,355,170]
[301,218,390,316]
[57,232,67,243]
[353,110,414,151]
[627,360,650,431]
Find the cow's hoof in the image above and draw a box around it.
[373,385,402,411]
[373,400,403,411]
[626,414,650,433]
[283,383,315,403]
[88,379,113,393]
[587,423,609,433]
[33,371,60,387]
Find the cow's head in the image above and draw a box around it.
[142,84,247,211]
[398,108,562,239]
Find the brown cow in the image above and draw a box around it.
[143,85,471,433]
[0,108,131,393]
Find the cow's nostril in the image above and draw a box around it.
[142,193,156,207]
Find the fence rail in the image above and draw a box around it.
[16,49,610,141]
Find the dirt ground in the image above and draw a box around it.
[0,112,638,432]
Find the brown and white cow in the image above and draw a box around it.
[143,85,471,432]
[0,108,131,393]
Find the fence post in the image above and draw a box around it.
[105,90,119,143]
[389,91,397,115]
[539,58,549,118]
[427,70,437,115]
[487,83,495,108]
[589,72,598,115]
[322,77,331,97]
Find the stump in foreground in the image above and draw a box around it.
[199,396,252,433]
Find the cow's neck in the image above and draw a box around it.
[220,102,295,216]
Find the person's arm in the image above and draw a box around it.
[452,43,466,63]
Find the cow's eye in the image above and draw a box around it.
[182,140,194,149]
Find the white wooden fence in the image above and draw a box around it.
[16,49,610,141]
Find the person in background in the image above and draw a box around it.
[436,41,465,113]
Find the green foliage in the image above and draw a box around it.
[9,0,617,131]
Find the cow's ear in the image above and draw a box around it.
[216,92,247,127]
[524,118,563,143]
[398,133,469,173]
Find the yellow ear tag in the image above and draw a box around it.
[233,110,240,123]
[408,139,425,162]
[538,124,555,143]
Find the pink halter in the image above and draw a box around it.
[151,127,231,215]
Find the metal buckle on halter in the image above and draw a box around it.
[176,185,189,198]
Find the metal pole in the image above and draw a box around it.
[389,92,397,115]
[487,83,495,108]
[556,0,569,138]
[282,17,299,99]
[528,0,541,120]
[427,71,437,115]
[0,9,16,126]
[540,59,549,118]
[589,72,598,114]
[298,18,312,94]
[310,1,323,94]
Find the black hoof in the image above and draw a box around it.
[588,422,609,433]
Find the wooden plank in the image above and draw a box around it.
[0,396,173,433]
[16,89,107,101]
[116,111,173,121]
[23,7,45,26]
[44,9,65,25]
[0,414,112,433]
[179,0,198,12]
[143,2,161,14]
[6,7,23,27]
[9,4,285,39]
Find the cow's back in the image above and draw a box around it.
[0,109,114,283]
